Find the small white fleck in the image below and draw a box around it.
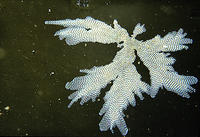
[97,98,100,102]
[50,71,55,76]
[84,43,87,47]
[4,106,10,111]
[48,8,52,13]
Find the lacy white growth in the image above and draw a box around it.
[45,16,198,136]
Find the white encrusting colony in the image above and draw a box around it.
[45,17,198,136]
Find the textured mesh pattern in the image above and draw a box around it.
[99,64,150,136]
[45,16,128,45]
[45,16,198,136]
[132,23,146,38]
[143,29,193,52]
[66,63,119,108]
[137,48,198,98]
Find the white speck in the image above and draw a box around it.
[34,24,37,28]
[84,43,87,47]
[137,61,140,64]
[50,71,55,76]
[48,8,52,13]
[32,50,35,53]
[4,106,10,111]
[97,98,100,102]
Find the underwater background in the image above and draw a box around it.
[0,0,199,137]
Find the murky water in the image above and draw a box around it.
[0,0,199,136]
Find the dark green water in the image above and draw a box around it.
[0,0,199,137]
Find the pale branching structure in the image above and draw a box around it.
[45,17,198,136]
